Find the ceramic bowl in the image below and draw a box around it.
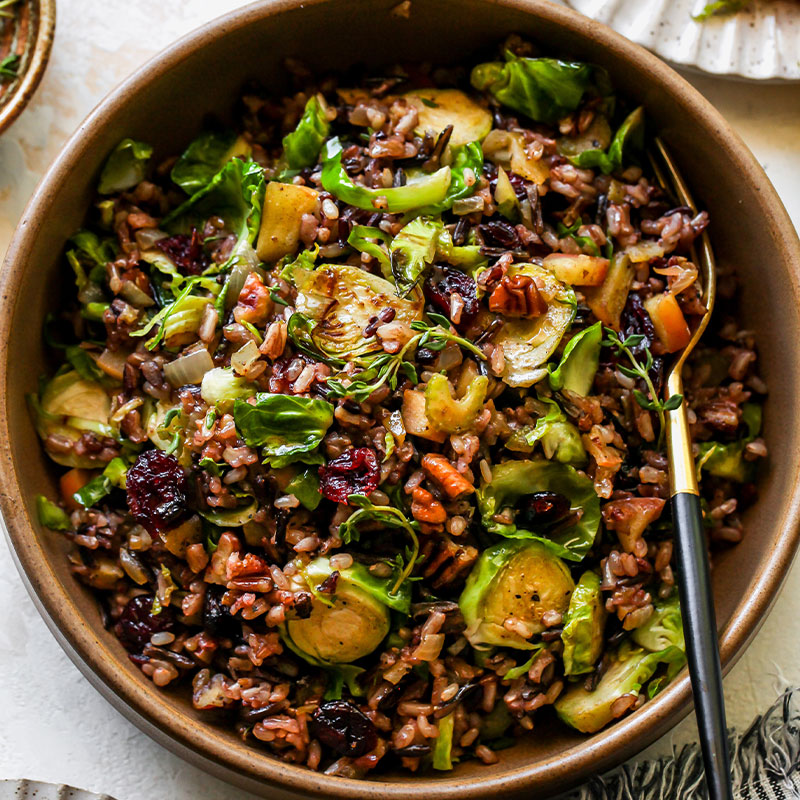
[1,1,799,798]
[0,0,55,135]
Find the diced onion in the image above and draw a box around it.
[120,280,155,308]
[625,240,665,263]
[453,195,485,215]
[481,129,513,161]
[119,547,149,585]
[224,243,262,310]
[134,228,168,250]
[96,348,128,380]
[383,661,412,685]
[654,261,698,296]
[163,348,215,387]
[231,340,261,376]
[413,633,445,662]
[111,396,144,424]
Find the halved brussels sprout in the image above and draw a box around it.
[556,114,612,159]
[287,586,389,664]
[460,540,574,650]
[631,594,684,653]
[293,264,423,359]
[199,498,258,528]
[504,395,586,466]
[41,370,110,425]
[389,216,441,296]
[556,595,686,733]
[494,263,575,387]
[200,367,257,409]
[562,571,606,675]
[283,557,410,664]
[477,460,600,561]
[556,643,668,733]
[405,88,493,147]
[29,370,115,468]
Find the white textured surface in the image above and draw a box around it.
[0,780,113,800]
[563,0,800,81]
[0,2,799,799]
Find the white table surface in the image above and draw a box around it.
[0,2,798,798]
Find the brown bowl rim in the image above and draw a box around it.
[1,0,800,797]
[0,0,55,135]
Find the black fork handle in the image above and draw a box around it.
[671,491,733,800]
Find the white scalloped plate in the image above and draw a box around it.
[562,0,800,81]
[0,781,115,800]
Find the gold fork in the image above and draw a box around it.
[649,138,732,800]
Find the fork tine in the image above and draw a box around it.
[650,138,716,315]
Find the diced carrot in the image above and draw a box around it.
[644,292,692,353]
[60,468,93,511]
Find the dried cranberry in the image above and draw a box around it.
[203,585,240,640]
[310,700,378,757]
[127,450,189,534]
[415,347,437,365]
[620,293,664,391]
[423,268,479,330]
[517,491,571,528]
[155,228,208,275]
[319,447,379,504]
[115,595,176,653]
[317,571,340,595]
[479,219,520,249]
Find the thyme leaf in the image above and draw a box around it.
[603,327,683,448]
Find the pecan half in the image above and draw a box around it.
[488,274,547,318]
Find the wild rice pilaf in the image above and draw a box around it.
[32,37,766,776]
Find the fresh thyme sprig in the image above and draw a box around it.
[603,327,683,447]
[325,314,486,403]
[341,494,420,596]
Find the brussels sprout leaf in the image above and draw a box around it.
[477,460,600,561]
[233,394,333,468]
[548,321,603,396]
[98,138,153,195]
[171,130,246,194]
[283,94,331,170]
[470,54,605,125]
[36,495,71,531]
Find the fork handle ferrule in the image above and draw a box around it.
[666,371,699,496]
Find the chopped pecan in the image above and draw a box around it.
[234,272,272,326]
[411,487,447,524]
[422,536,479,589]
[421,454,475,500]
[488,274,547,318]
[602,497,666,552]
[697,398,740,435]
